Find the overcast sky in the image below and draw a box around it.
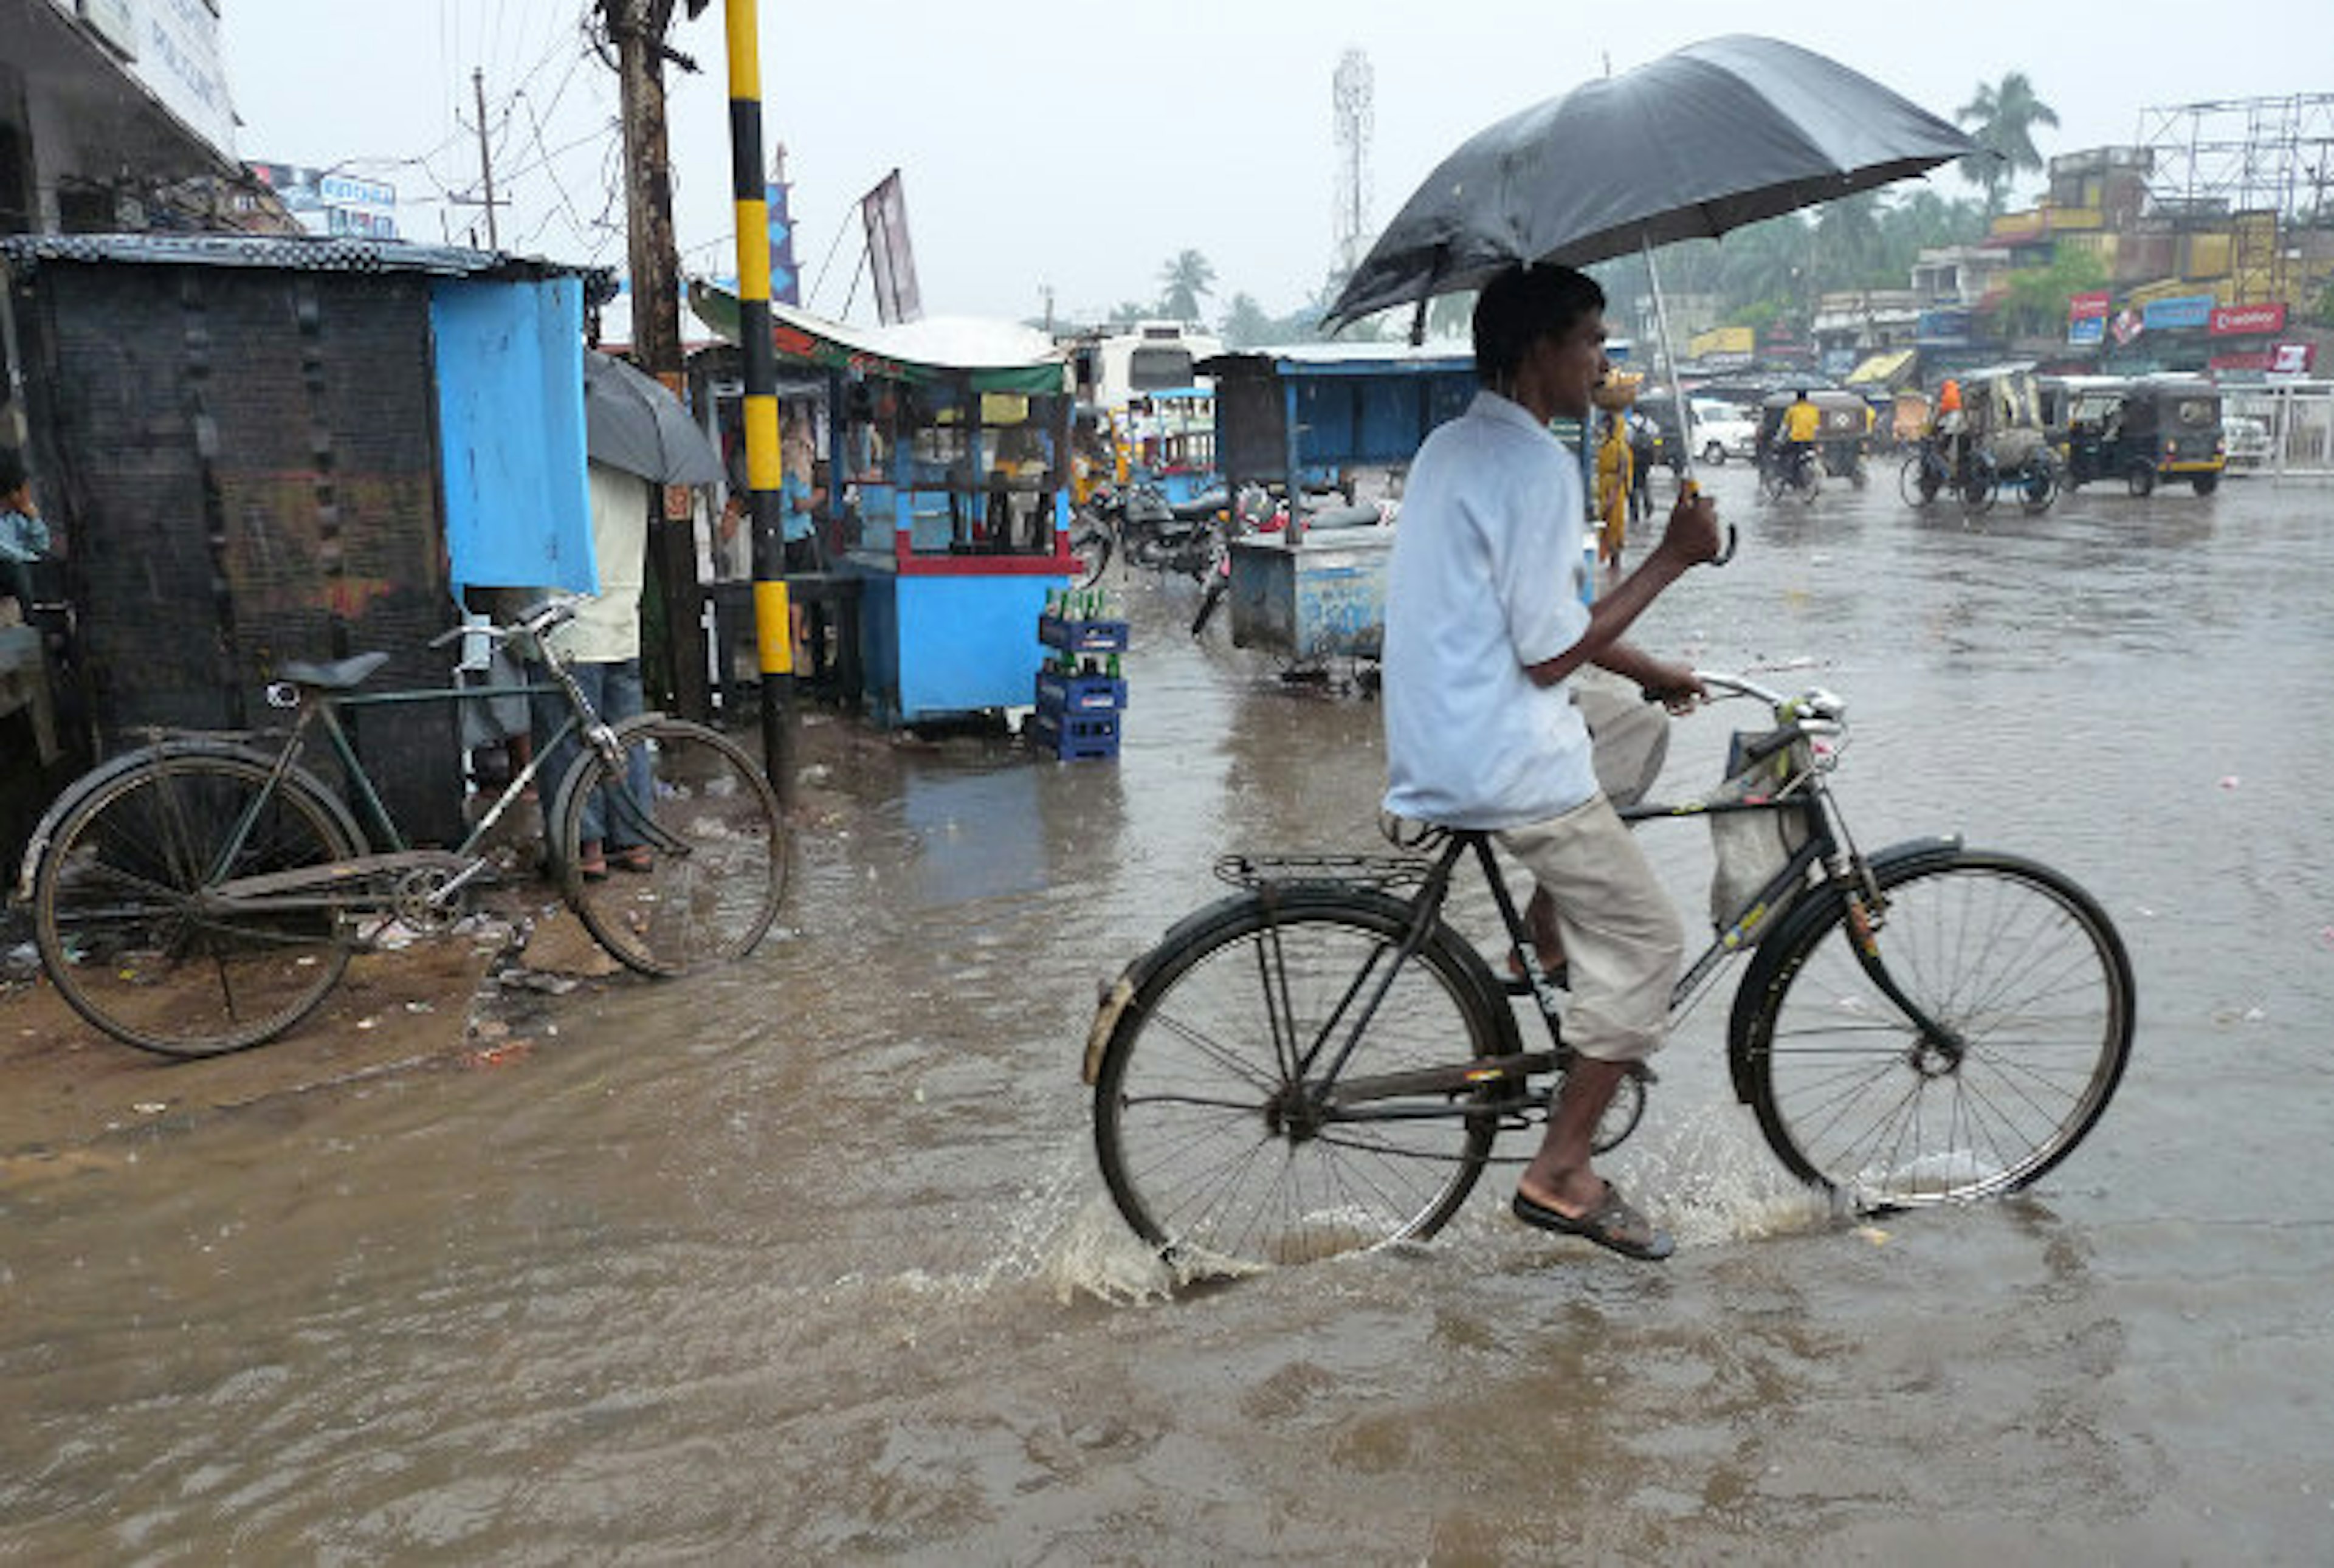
[219,0,2330,327]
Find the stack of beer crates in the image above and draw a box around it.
[1033,590,1127,762]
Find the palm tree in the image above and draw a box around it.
[1812,191,1888,292]
[1157,250,1217,323]
[1957,73,2060,215]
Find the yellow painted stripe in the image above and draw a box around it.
[743,396,781,489]
[733,198,770,300]
[725,0,761,99]
[755,579,793,675]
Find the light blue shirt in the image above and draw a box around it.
[780,473,814,544]
[1,507,48,564]
[1382,390,1597,829]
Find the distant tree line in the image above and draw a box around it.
[1060,73,2123,349]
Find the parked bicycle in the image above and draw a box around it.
[15,597,786,1057]
[1084,671,2132,1270]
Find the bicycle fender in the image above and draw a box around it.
[1078,882,1501,1085]
[1081,888,1265,1084]
[1723,834,1964,1104]
[12,737,361,907]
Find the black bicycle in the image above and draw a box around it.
[1084,672,2133,1270]
[17,598,785,1056]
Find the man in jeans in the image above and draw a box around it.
[532,459,654,881]
[1380,263,1723,1260]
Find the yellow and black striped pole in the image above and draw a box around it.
[721,0,793,806]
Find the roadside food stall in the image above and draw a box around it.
[1126,385,1219,503]
[690,289,1076,726]
[1202,343,1475,662]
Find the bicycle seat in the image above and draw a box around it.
[276,651,390,691]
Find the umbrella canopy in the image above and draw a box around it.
[582,350,724,484]
[1324,35,1977,329]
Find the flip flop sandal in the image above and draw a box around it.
[576,853,610,882]
[611,847,654,874]
[1512,1183,1675,1262]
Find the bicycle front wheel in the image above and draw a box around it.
[1093,888,1514,1271]
[1899,454,1941,507]
[33,749,361,1055]
[557,717,785,976]
[1735,850,2133,1209]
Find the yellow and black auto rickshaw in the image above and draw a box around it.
[2063,375,2226,497]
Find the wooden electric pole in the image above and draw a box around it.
[607,0,710,722]
[470,69,500,249]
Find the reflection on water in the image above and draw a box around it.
[5,470,2334,1558]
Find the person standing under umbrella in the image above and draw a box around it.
[1381,263,1723,1261]
[531,460,656,880]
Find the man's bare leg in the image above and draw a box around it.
[1518,1056,1625,1215]
[1512,885,1567,977]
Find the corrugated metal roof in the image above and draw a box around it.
[0,233,616,302]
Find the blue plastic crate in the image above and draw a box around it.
[1030,709,1120,762]
[1038,614,1129,655]
[1035,669,1128,714]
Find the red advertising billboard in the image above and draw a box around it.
[2068,291,2111,320]
[2208,303,2287,336]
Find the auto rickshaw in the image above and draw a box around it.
[1956,363,2059,511]
[2062,375,2226,497]
[1755,388,1872,490]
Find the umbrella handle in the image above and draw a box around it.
[1712,524,1738,566]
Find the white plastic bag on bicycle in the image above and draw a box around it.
[1709,731,1812,938]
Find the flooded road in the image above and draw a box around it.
[6,461,2333,1561]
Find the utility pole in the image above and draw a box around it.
[718,0,794,803]
[470,69,500,250]
[607,0,710,722]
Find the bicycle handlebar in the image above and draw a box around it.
[426,596,580,652]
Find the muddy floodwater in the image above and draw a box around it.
[5,461,2332,1562]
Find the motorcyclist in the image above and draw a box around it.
[1778,388,1821,487]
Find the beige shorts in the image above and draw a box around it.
[1497,794,1684,1064]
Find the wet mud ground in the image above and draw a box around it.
[4,460,2332,1562]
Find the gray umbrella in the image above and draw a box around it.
[583,350,725,485]
[1324,35,1978,329]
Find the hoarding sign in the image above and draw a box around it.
[859,170,921,326]
[2142,295,2215,331]
[2067,316,2105,346]
[2068,291,2110,320]
[2209,303,2287,336]
[126,0,237,160]
[78,0,137,58]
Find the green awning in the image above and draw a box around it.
[687,283,1068,396]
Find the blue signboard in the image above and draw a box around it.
[2143,295,2215,332]
[2068,316,2105,346]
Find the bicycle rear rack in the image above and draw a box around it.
[1213,851,1434,891]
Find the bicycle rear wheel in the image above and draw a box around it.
[1092,887,1514,1271]
[556,717,785,976]
[1734,850,2133,1209]
[33,748,361,1055]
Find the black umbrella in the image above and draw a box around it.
[584,350,725,485]
[1324,35,1977,331]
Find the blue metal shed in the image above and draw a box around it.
[1201,343,1475,662]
